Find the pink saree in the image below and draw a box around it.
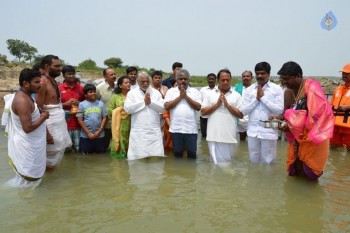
[283,79,334,178]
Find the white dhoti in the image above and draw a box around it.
[128,127,165,160]
[208,141,237,164]
[44,105,72,167]
[7,103,46,188]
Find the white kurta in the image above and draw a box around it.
[8,102,46,187]
[124,88,165,160]
[202,88,242,163]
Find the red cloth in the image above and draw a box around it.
[58,82,85,129]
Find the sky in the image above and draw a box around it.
[1,0,349,77]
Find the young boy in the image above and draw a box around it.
[77,84,107,154]
[59,65,85,152]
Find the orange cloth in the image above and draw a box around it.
[163,111,173,150]
[111,107,123,152]
[287,139,329,176]
[331,85,350,128]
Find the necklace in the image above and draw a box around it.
[45,74,61,102]
[19,88,34,103]
[292,80,305,105]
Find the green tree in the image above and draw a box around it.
[0,53,9,64]
[78,58,98,70]
[104,57,123,68]
[23,45,38,63]
[6,39,38,62]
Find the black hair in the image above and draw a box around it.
[172,62,183,70]
[277,61,303,77]
[114,76,129,94]
[62,65,76,75]
[19,68,41,87]
[102,67,113,76]
[255,62,271,74]
[151,70,163,78]
[83,83,96,94]
[32,63,44,72]
[207,73,217,79]
[126,66,138,74]
[217,69,231,81]
[41,54,59,67]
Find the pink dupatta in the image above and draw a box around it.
[284,79,334,144]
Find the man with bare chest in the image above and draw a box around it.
[36,55,72,168]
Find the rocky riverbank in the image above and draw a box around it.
[0,66,104,108]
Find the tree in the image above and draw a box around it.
[6,39,38,62]
[104,57,123,68]
[0,53,9,64]
[23,45,38,63]
[78,58,98,70]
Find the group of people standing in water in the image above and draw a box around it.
[2,54,350,188]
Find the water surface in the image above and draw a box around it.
[0,133,349,232]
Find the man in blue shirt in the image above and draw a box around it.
[162,62,183,89]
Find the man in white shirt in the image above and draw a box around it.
[151,70,167,98]
[126,66,139,90]
[201,69,243,164]
[164,69,201,159]
[124,71,165,160]
[234,70,253,141]
[199,73,216,138]
[241,62,284,164]
[96,68,116,150]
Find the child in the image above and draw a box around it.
[76,84,107,154]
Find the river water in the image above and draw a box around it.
[0,131,349,232]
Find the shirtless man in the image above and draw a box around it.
[7,68,49,187]
[36,55,72,168]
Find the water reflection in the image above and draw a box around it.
[0,132,350,232]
